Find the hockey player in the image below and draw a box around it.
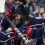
[1,5,44,45]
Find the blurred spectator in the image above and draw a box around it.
[39,6,45,24]
[29,1,39,15]
[39,6,45,17]
[26,0,31,6]
[15,0,20,4]
[5,0,16,11]
[39,6,44,14]
[26,0,30,3]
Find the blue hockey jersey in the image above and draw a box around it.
[0,18,44,45]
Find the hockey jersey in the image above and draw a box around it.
[0,19,44,45]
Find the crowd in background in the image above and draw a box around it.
[0,0,45,20]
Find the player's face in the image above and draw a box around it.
[15,14,22,24]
